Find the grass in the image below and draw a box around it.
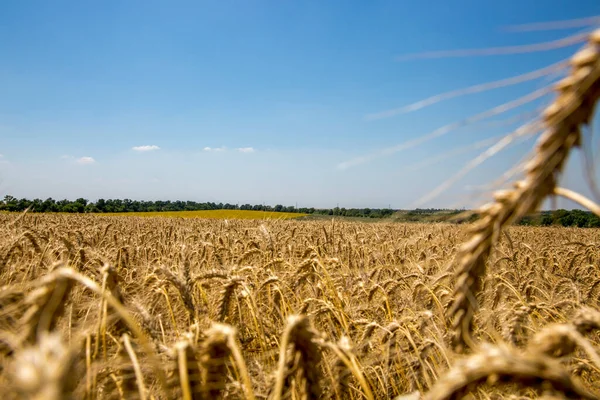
[99,209,307,220]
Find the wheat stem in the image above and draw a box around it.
[122,334,147,400]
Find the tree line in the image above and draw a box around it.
[396,208,600,227]
[0,195,395,218]
[1,195,597,226]
[518,209,600,228]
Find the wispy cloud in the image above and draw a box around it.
[0,154,8,165]
[364,60,565,121]
[75,156,96,165]
[336,155,372,171]
[203,146,226,152]
[61,155,97,165]
[202,146,255,153]
[340,87,548,171]
[132,145,160,152]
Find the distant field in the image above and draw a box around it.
[100,209,307,219]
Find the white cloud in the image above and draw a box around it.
[203,146,254,153]
[75,156,96,165]
[62,155,96,165]
[336,155,370,171]
[203,146,226,152]
[132,145,160,152]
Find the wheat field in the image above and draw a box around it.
[1,20,599,400]
[1,213,600,399]
[100,210,307,220]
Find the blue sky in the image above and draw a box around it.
[1,1,599,208]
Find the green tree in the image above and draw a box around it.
[589,214,600,228]
[43,198,58,212]
[2,195,18,211]
[96,199,107,212]
[541,213,553,226]
[572,210,589,227]
[31,198,44,212]
[73,198,88,213]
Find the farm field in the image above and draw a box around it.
[2,0,599,398]
[100,209,308,220]
[1,213,600,399]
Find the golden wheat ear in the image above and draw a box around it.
[448,29,600,352]
[271,315,323,400]
[199,323,255,400]
[10,332,81,400]
[20,273,73,346]
[423,343,597,400]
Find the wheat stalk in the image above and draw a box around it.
[448,29,600,352]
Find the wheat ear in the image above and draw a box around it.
[21,273,73,345]
[448,29,600,351]
[423,343,597,400]
[200,323,255,400]
[11,332,79,400]
[271,315,323,400]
